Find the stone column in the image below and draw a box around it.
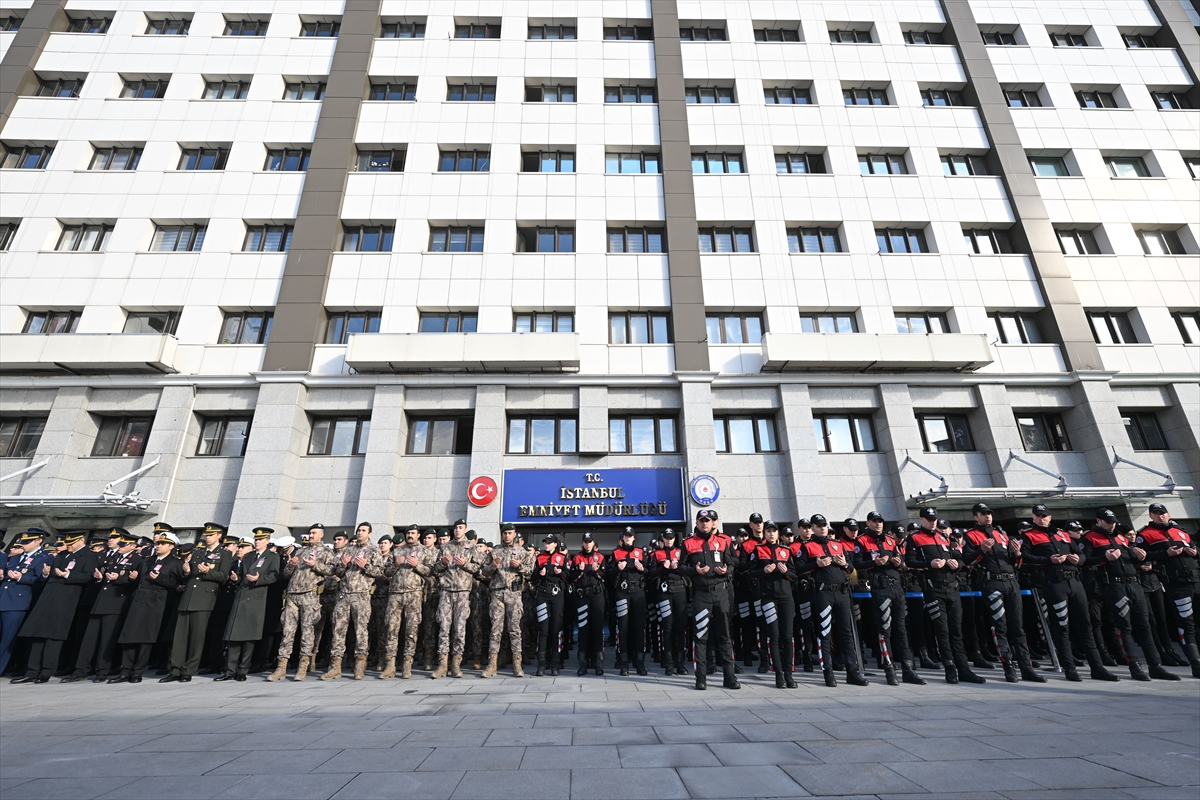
[17,386,93,500]
[1065,378,1123,487]
[228,382,311,529]
[132,385,195,534]
[577,385,609,454]
[355,384,405,525]
[875,383,929,515]
[678,373,717,518]
[776,383,826,520]
[972,383,1024,487]
[465,385,507,535]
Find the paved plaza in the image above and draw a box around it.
[1,663,1197,800]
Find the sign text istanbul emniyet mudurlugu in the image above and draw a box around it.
[516,483,670,519]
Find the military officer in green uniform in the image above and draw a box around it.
[218,528,280,681]
[161,523,233,682]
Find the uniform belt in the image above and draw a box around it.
[1105,575,1137,584]
[697,579,730,592]
[1166,571,1200,584]
[986,572,1016,582]
[287,590,317,596]
[1049,569,1079,582]
[872,575,900,587]
[817,583,850,593]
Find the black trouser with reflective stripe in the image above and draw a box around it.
[735,585,763,661]
[655,589,687,667]
[759,592,795,673]
[984,578,1030,665]
[614,590,646,666]
[1164,580,1197,652]
[575,588,605,661]
[923,582,970,669]
[535,589,564,669]
[794,586,816,659]
[815,586,859,673]
[1041,578,1105,671]
[1104,581,1161,666]
[691,585,734,674]
[870,581,913,666]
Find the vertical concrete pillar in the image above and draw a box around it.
[17,386,92,499]
[1065,378,1124,487]
[678,374,717,519]
[465,385,507,535]
[875,384,929,515]
[1163,382,1199,483]
[971,383,1024,486]
[776,383,826,521]
[0,0,67,131]
[228,382,310,529]
[578,385,609,454]
[355,384,406,525]
[134,385,195,533]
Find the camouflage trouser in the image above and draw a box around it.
[420,589,439,658]
[368,595,388,664]
[437,590,471,655]
[279,593,322,657]
[468,586,488,660]
[383,591,423,660]
[329,593,372,658]
[489,588,525,654]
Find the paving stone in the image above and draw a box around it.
[886,760,1044,793]
[209,749,341,775]
[799,739,914,763]
[418,746,525,771]
[1081,754,1200,787]
[617,743,721,767]
[331,771,462,800]
[1,777,139,800]
[95,776,246,799]
[890,735,1015,761]
[572,727,660,746]
[653,724,747,744]
[997,757,1156,789]
[452,769,570,799]
[568,767,688,799]
[533,713,611,728]
[486,728,571,747]
[733,723,833,742]
[315,747,433,772]
[783,762,926,796]
[677,765,809,798]
[711,741,821,766]
[522,745,619,769]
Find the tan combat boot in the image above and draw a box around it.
[379,657,396,679]
[353,654,367,680]
[512,652,524,678]
[482,653,498,678]
[267,657,288,682]
[321,656,342,681]
[293,656,309,681]
[472,655,482,670]
[431,654,448,678]
[400,656,413,679]
[450,654,464,678]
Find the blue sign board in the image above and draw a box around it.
[501,468,685,525]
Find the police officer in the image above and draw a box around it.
[609,526,649,676]
[735,514,768,670]
[111,529,184,683]
[650,528,688,676]
[379,524,435,680]
[854,513,925,686]
[1138,503,1200,678]
[748,521,797,688]
[571,532,607,675]
[67,528,142,682]
[790,519,817,672]
[797,514,867,686]
[220,528,280,681]
[13,531,98,684]
[0,529,53,677]
[162,523,233,683]
[682,509,740,690]
[533,533,568,676]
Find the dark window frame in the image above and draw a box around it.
[429,225,485,252]
[1171,310,1200,343]
[418,312,478,333]
[714,414,780,453]
[605,152,660,174]
[1077,90,1118,109]
[1016,412,1072,452]
[55,224,112,252]
[1151,91,1190,110]
[0,221,19,250]
[123,311,180,335]
[283,82,326,100]
[1,144,54,169]
[368,81,416,101]
[697,226,755,253]
[407,416,475,455]
[787,227,842,253]
[23,310,82,333]
[1050,31,1089,47]
[223,18,269,36]
[1105,156,1149,178]
[91,416,153,458]
[776,152,826,174]
[921,88,966,107]
[685,85,736,104]
[120,79,168,99]
[196,416,252,457]
[1122,33,1158,48]
[904,30,944,44]
[607,226,666,253]
[829,29,873,44]
[341,224,395,252]
[813,413,876,453]
[608,414,679,453]
[380,21,425,38]
[609,311,672,344]
[89,145,142,171]
[0,417,47,458]
[528,24,576,40]
[446,83,496,102]
[895,311,949,334]
[299,21,340,37]
[178,147,229,171]
[506,415,578,454]
[917,413,975,452]
[1005,88,1043,107]
[875,227,930,253]
[36,77,83,98]
[982,31,1017,46]
[438,149,490,172]
[0,16,23,32]
[799,313,857,333]
[219,311,273,344]
[66,16,111,34]
[202,80,249,100]
[517,226,575,253]
[514,312,574,333]
[308,416,370,456]
[691,151,744,174]
[454,23,501,39]
[1087,310,1139,344]
[1055,228,1101,255]
[859,152,908,175]
[1122,411,1168,451]
[941,153,990,176]
[264,148,310,171]
[603,25,653,40]
[754,27,801,42]
[242,224,294,252]
[604,84,657,103]
[522,150,575,173]
[151,223,207,253]
[764,85,813,104]
[705,313,764,344]
[356,149,406,172]
[963,228,1014,254]
[525,84,576,102]
[988,311,1044,344]
[145,17,190,36]
[679,26,727,41]
[324,310,381,344]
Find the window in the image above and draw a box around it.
[698,227,755,253]
[1122,33,1157,48]
[1122,411,1168,451]
[604,25,653,40]
[605,85,657,103]
[610,416,678,453]
[55,224,112,252]
[36,78,83,98]
[1137,229,1186,256]
[1087,311,1139,344]
[369,81,416,101]
[224,18,268,36]
[145,17,190,35]
[1152,91,1191,110]
[264,148,310,171]
[1,144,53,169]
[1105,156,1149,178]
[754,27,801,42]
[518,226,575,253]
[522,150,575,173]
[1017,413,1071,452]
[454,23,500,38]
[515,312,573,333]
[23,310,81,334]
[706,314,763,344]
[309,417,370,456]
[799,313,857,333]
[0,16,22,32]
[764,85,812,104]
[525,84,576,102]
[356,149,405,172]
[989,312,1044,344]
[776,152,826,174]
[197,417,251,457]
[680,26,727,41]
[1172,311,1200,344]
[220,311,272,344]
[429,226,484,252]
[528,24,575,40]
[0,418,45,458]
[787,227,842,253]
[151,224,206,252]
[895,312,949,334]
[121,79,168,99]
[203,80,249,100]
[982,31,1016,45]
[1184,156,1200,179]
[300,21,339,37]
[963,228,1014,254]
[438,150,489,172]
[829,29,873,43]
[1055,228,1101,255]
[123,311,180,335]
[1050,32,1089,47]
[446,83,496,102]
[381,20,425,38]
[859,153,907,175]
[1005,89,1042,107]
[813,414,875,453]
[284,82,325,100]
[904,30,944,44]
[1077,90,1117,109]
[89,146,142,171]
[610,312,671,344]
[918,414,974,452]
[605,152,660,174]
[921,88,965,107]
[1030,156,1070,176]
[875,228,929,253]
[507,416,577,454]
[324,310,381,343]
[607,227,665,253]
[692,152,743,174]
[843,87,889,105]
[243,224,294,252]
[715,415,779,453]
[92,417,152,457]
[408,417,474,455]
[941,153,990,176]
[0,221,19,250]
[418,312,477,333]
[341,225,394,252]
[66,17,111,34]
[178,147,229,171]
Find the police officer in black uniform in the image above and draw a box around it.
[854,513,925,686]
[66,528,142,682]
[571,532,607,675]
[1138,503,1200,678]
[747,521,797,688]
[650,528,688,675]
[682,509,739,691]
[533,534,568,676]
[608,527,648,676]
[797,514,868,687]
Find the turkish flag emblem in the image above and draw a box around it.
[468,476,498,507]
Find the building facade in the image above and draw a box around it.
[1,0,1197,544]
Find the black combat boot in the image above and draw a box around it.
[1128,660,1151,681]
[577,657,588,677]
[823,667,837,687]
[955,655,986,683]
[1149,663,1182,681]
[972,652,995,670]
[695,667,707,691]
[943,660,958,684]
[883,665,899,686]
[1159,646,1186,667]
[918,647,938,670]
[801,648,813,673]
[784,669,797,689]
[722,668,741,690]
[593,653,604,676]
[1184,644,1200,679]
[635,658,648,676]
[1063,664,1082,682]
[845,667,869,687]
[1020,660,1048,683]
[1002,660,1019,683]
[775,669,786,689]
[901,660,927,685]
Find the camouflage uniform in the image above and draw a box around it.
[420,571,439,666]
[329,544,385,658]
[434,541,483,655]
[468,572,490,666]
[280,543,336,658]
[482,543,536,654]
[383,543,435,660]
